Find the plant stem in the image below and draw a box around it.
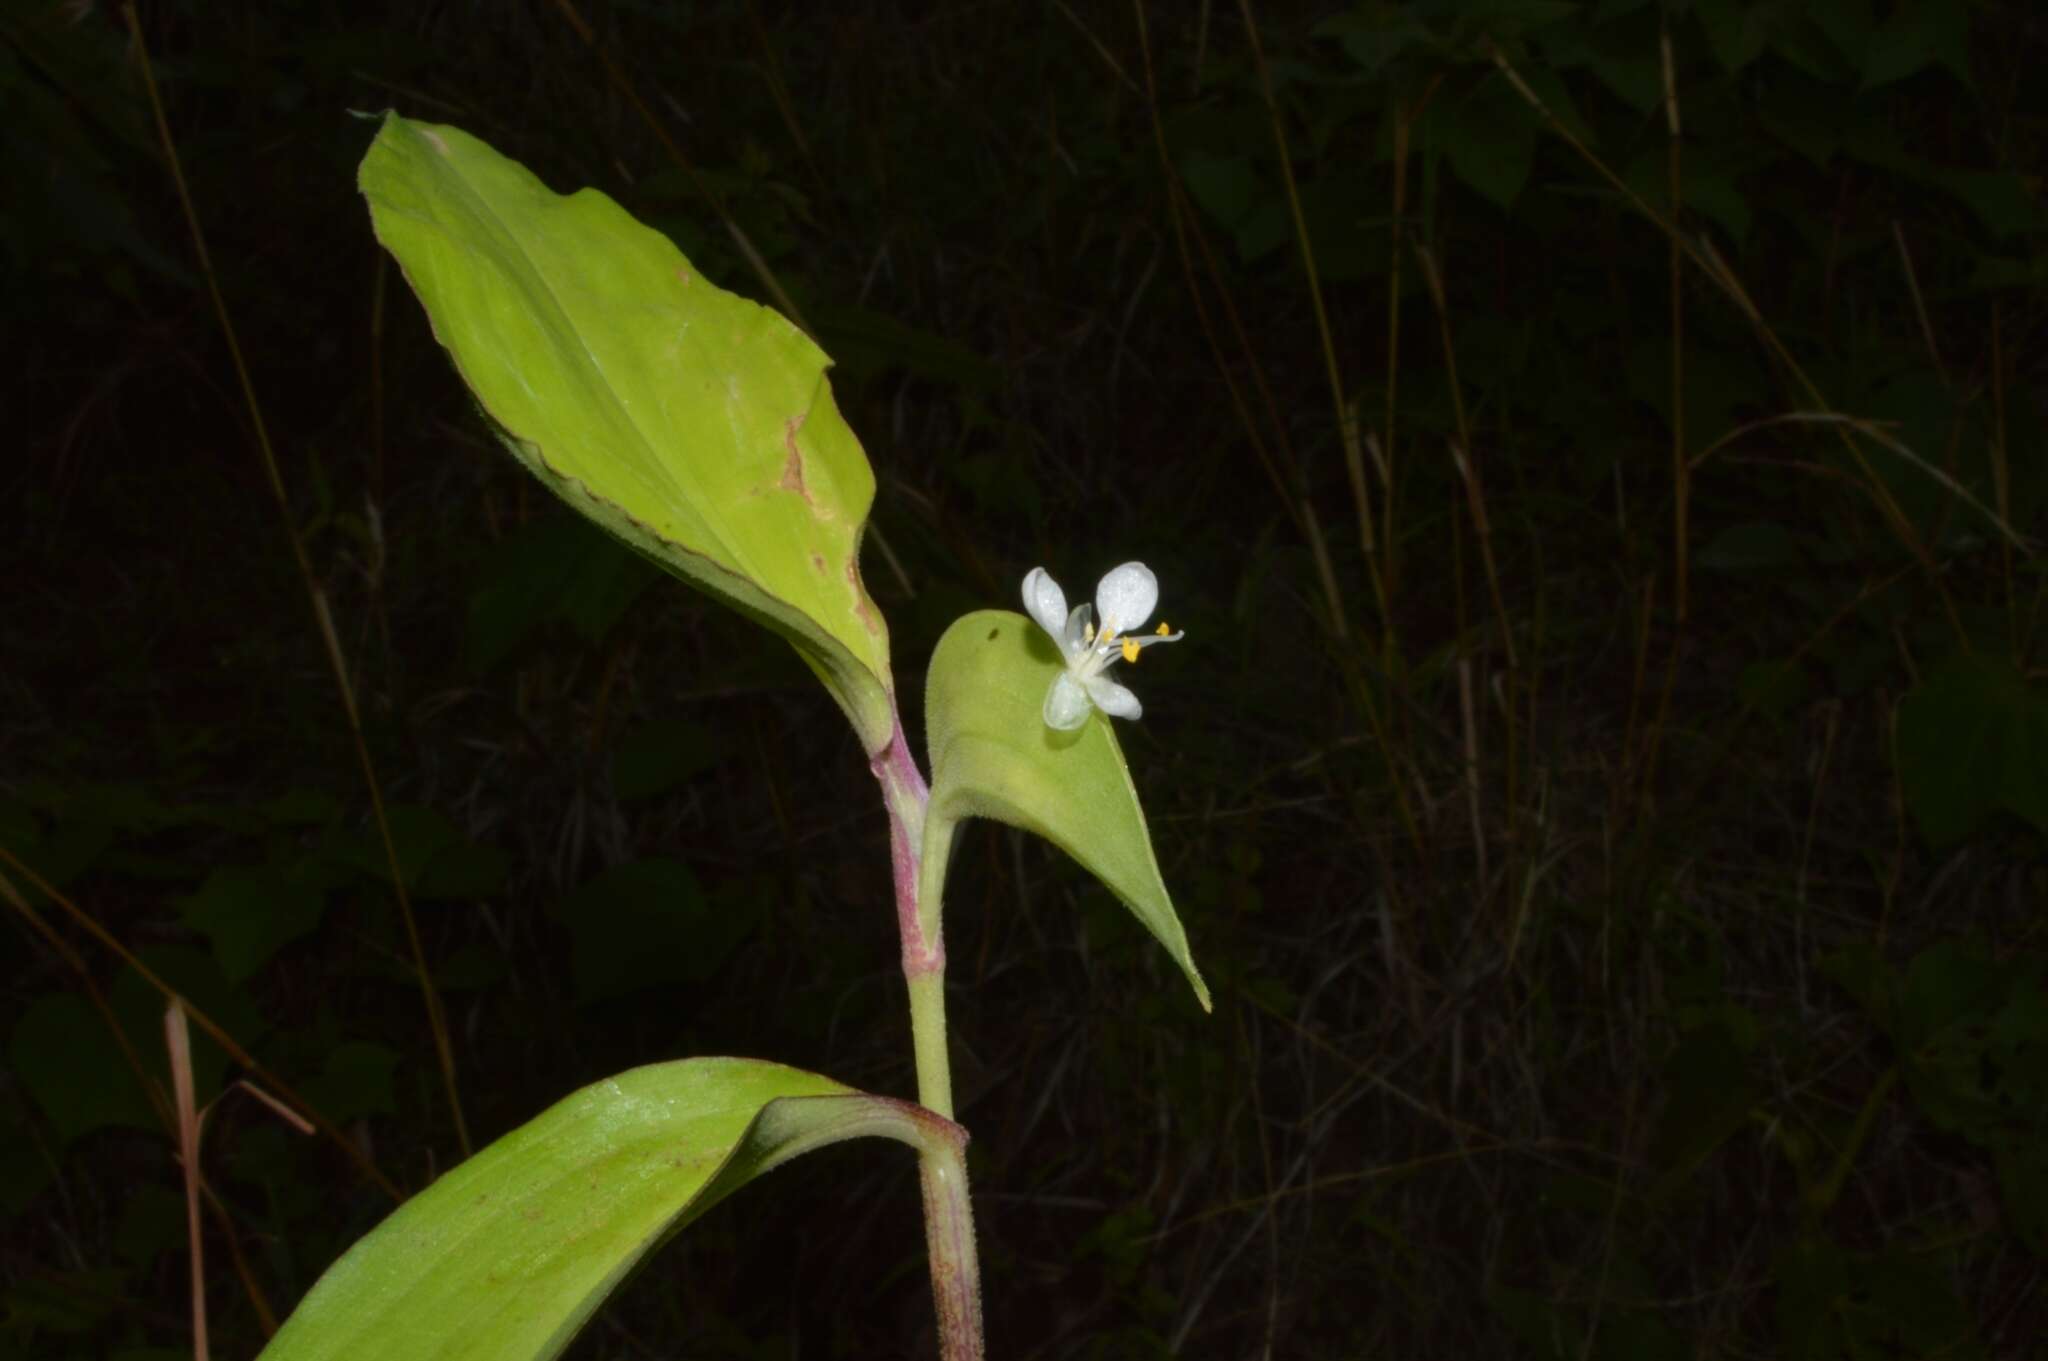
[907,970,955,1122]
[870,711,984,1359]
[918,1137,983,1360]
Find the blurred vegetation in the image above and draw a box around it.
[5,0,2046,1357]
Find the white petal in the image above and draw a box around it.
[1085,675,1142,720]
[1094,562,1158,636]
[1063,603,1093,658]
[1022,568,1069,642]
[1043,672,1093,730]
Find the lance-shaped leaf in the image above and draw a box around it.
[923,609,1209,1010]
[358,114,894,750]
[259,1058,956,1361]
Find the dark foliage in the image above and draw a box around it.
[5,1,2046,1357]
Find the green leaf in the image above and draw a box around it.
[1542,20,1661,112]
[1178,150,1287,264]
[1996,1135,2048,1253]
[0,1119,54,1218]
[1737,658,1808,722]
[2,1267,129,1339]
[11,994,159,1144]
[922,610,1208,1011]
[1818,941,1893,1022]
[1808,0,1877,70]
[1178,150,1259,234]
[259,1059,947,1361]
[113,1185,188,1271]
[12,945,266,1147]
[1623,146,1755,243]
[1900,937,1999,1046]
[1649,1018,1758,1202]
[359,114,896,751]
[1694,0,1775,73]
[1863,0,1971,90]
[610,718,735,799]
[465,510,658,674]
[1434,77,1537,211]
[1846,136,2045,239]
[1697,521,1799,575]
[119,945,263,1109]
[180,863,328,983]
[335,803,508,901]
[1508,56,1599,150]
[549,859,753,1006]
[295,1041,402,1124]
[1314,7,1432,79]
[810,301,1001,393]
[262,787,341,826]
[1895,653,2048,847]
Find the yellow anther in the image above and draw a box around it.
[1156,622,1172,636]
[1084,622,1095,644]
[1121,637,1140,664]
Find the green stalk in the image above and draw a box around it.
[870,712,983,1359]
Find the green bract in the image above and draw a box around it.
[358,113,894,750]
[258,1059,946,1361]
[922,609,1209,1010]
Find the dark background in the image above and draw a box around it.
[6,1,2047,1357]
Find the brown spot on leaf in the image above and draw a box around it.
[421,129,450,156]
[812,552,827,574]
[780,414,811,502]
[847,558,882,635]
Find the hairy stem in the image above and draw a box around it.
[870,711,983,1359]
[918,1137,983,1360]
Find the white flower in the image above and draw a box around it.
[1021,562,1184,730]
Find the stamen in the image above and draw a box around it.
[1156,622,1172,636]
[1121,637,1140,664]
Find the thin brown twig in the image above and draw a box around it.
[744,0,831,203]
[1381,90,1426,628]
[0,851,403,1202]
[1663,23,1689,628]
[1052,0,1139,95]
[122,2,469,1156]
[1692,412,2025,549]
[1486,40,1970,645]
[1415,247,1516,673]
[547,0,809,334]
[7,868,173,1130]
[1990,304,2019,652]
[1417,236,1520,880]
[166,1003,209,1361]
[1126,6,1316,587]
[199,1172,280,1337]
[1127,0,1427,859]
[541,0,925,634]
[1891,221,1951,391]
[1239,0,1385,623]
[1636,21,1687,819]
